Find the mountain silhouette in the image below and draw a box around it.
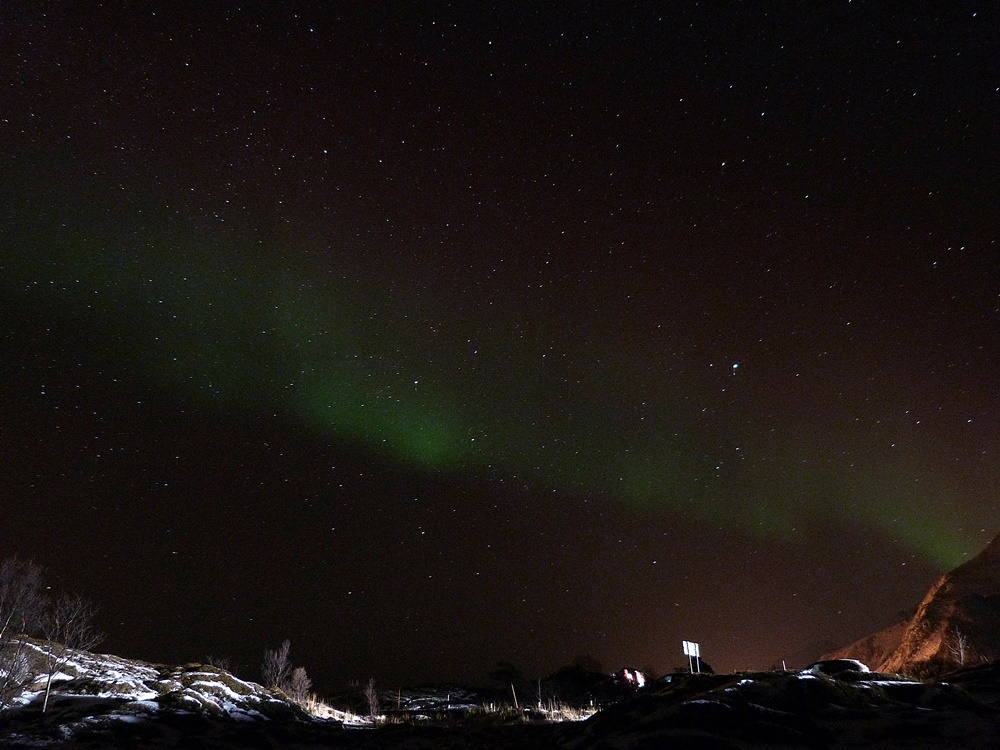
[825,533,1000,677]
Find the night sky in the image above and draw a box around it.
[2,3,999,689]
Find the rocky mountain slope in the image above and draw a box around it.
[825,532,1000,676]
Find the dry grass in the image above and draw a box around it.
[301,692,597,728]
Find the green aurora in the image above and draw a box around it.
[2,188,977,570]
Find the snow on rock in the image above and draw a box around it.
[804,659,870,676]
[0,641,344,749]
[6,643,1000,748]
[11,640,307,723]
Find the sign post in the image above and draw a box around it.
[682,640,701,674]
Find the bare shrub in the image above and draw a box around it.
[285,666,312,705]
[261,639,315,706]
[205,654,232,673]
[0,558,48,706]
[948,627,969,666]
[41,593,104,712]
[0,643,35,706]
[0,558,46,640]
[261,639,292,690]
[364,677,379,718]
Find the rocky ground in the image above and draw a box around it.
[4,646,1000,748]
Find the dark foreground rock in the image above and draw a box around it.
[561,665,1000,750]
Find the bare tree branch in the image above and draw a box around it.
[948,627,969,666]
[41,593,104,712]
[261,639,292,690]
[364,677,379,718]
[0,558,48,707]
[0,558,46,642]
[285,666,312,706]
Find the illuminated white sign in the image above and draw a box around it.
[682,640,702,673]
